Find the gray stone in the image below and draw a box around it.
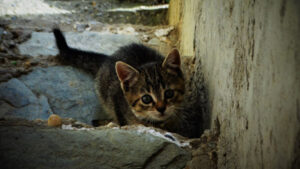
[0,121,191,169]
[147,37,161,45]
[18,31,140,57]
[17,66,105,124]
[0,27,4,41]
[0,78,52,120]
[0,66,107,124]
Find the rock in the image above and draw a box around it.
[48,114,62,127]
[74,23,91,32]
[142,34,150,41]
[18,66,107,124]
[116,26,138,35]
[154,26,174,37]
[18,31,140,57]
[0,78,52,120]
[0,66,108,124]
[0,27,4,41]
[148,37,161,45]
[0,120,191,169]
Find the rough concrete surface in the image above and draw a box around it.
[0,119,191,169]
[169,0,300,169]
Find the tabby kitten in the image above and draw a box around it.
[53,29,200,137]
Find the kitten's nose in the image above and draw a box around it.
[156,107,166,115]
[156,101,166,115]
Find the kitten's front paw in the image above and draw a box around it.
[106,122,120,128]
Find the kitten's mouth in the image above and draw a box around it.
[140,115,172,124]
[136,113,171,122]
[149,113,173,122]
[132,109,174,123]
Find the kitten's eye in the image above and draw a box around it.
[165,89,174,99]
[141,95,153,104]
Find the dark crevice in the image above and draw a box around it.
[142,142,168,169]
[162,153,185,168]
[0,98,27,108]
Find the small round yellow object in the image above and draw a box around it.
[48,114,62,127]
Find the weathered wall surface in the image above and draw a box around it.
[169,0,300,169]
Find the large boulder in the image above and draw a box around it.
[0,120,191,169]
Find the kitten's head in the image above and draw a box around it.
[115,49,184,122]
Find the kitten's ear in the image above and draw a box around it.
[162,49,181,73]
[115,61,139,87]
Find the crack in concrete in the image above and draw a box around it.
[142,142,169,169]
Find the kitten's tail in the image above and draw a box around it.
[53,28,109,75]
[53,28,69,51]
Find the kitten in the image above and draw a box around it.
[53,29,201,137]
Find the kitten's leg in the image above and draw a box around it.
[113,95,128,126]
[114,106,127,126]
[91,104,127,126]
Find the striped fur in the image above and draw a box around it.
[54,29,201,137]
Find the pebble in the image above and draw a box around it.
[48,114,62,127]
[154,26,174,37]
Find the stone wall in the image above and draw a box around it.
[169,0,300,169]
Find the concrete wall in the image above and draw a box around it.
[169,0,300,169]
